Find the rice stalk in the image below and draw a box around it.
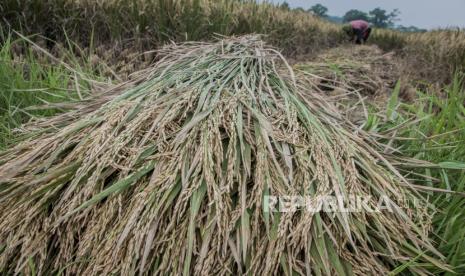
[0,35,447,275]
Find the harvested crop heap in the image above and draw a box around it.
[295,45,400,99]
[0,36,444,275]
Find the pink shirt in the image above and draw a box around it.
[350,20,369,31]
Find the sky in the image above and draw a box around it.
[265,0,465,29]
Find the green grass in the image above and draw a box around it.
[0,36,100,149]
[367,74,465,274]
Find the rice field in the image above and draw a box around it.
[0,0,464,275]
[2,0,464,82]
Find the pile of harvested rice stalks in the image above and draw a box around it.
[0,36,447,275]
[294,45,400,100]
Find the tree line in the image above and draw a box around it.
[279,2,426,32]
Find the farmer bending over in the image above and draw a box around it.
[343,20,372,44]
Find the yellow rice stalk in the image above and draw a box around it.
[0,36,446,275]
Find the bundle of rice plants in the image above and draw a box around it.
[0,36,447,275]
